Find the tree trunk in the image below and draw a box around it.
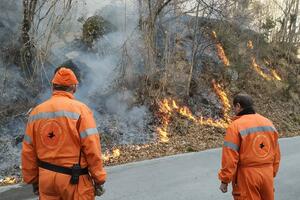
[187,1,201,96]
[21,0,37,78]
[290,0,299,43]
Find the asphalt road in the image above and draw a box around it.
[1,136,299,200]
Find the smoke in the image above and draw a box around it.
[0,0,27,178]
[37,0,152,144]
[77,1,152,145]
[0,0,22,44]
[0,0,152,178]
[45,0,153,145]
[0,0,32,126]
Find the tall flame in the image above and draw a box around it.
[251,57,282,81]
[157,81,231,142]
[248,40,282,81]
[251,57,272,81]
[212,31,230,67]
[216,44,230,66]
[247,40,253,49]
[157,99,172,143]
[212,80,231,122]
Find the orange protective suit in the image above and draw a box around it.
[22,90,107,200]
[218,113,280,200]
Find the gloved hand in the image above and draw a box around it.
[94,183,105,196]
[32,183,39,196]
[219,182,228,193]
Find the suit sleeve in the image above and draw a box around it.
[78,106,107,184]
[21,121,38,184]
[273,132,281,177]
[218,124,241,184]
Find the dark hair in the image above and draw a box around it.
[52,84,73,92]
[54,66,63,75]
[233,93,254,109]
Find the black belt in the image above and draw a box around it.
[38,160,88,176]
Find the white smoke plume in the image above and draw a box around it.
[0,0,153,178]
[42,0,153,145]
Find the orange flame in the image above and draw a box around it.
[248,40,282,81]
[157,127,169,143]
[179,106,196,121]
[211,31,217,39]
[102,150,111,162]
[216,44,230,66]
[212,81,231,122]
[102,148,121,162]
[251,57,272,81]
[247,40,253,49]
[212,31,230,67]
[265,60,282,81]
[271,70,282,81]
[157,81,231,142]
[172,100,179,109]
[0,176,17,185]
[112,149,121,158]
[157,99,171,143]
[251,57,282,81]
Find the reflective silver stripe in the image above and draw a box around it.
[80,128,98,138]
[23,134,32,144]
[239,126,277,136]
[28,111,80,122]
[224,141,239,151]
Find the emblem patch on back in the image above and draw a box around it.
[252,134,271,158]
[39,120,64,149]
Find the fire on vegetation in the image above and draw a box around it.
[248,40,282,81]
[0,176,18,186]
[212,31,230,67]
[157,81,231,143]
[102,149,121,162]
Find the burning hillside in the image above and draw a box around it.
[157,80,231,143]
[248,40,282,81]
[101,80,231,164]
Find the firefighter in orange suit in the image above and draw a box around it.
[218,93,280,200]
[22,66,107,199]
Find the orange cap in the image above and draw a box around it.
[52,67,79,86]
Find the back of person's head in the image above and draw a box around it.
[52,66,78,92]
[233,93,254,109]
[54,60,80,79]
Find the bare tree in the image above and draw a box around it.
[21,0,74,79]
[21,0,38,77]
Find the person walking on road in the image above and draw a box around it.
[22,66,106,199]
[218,93,281,200]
